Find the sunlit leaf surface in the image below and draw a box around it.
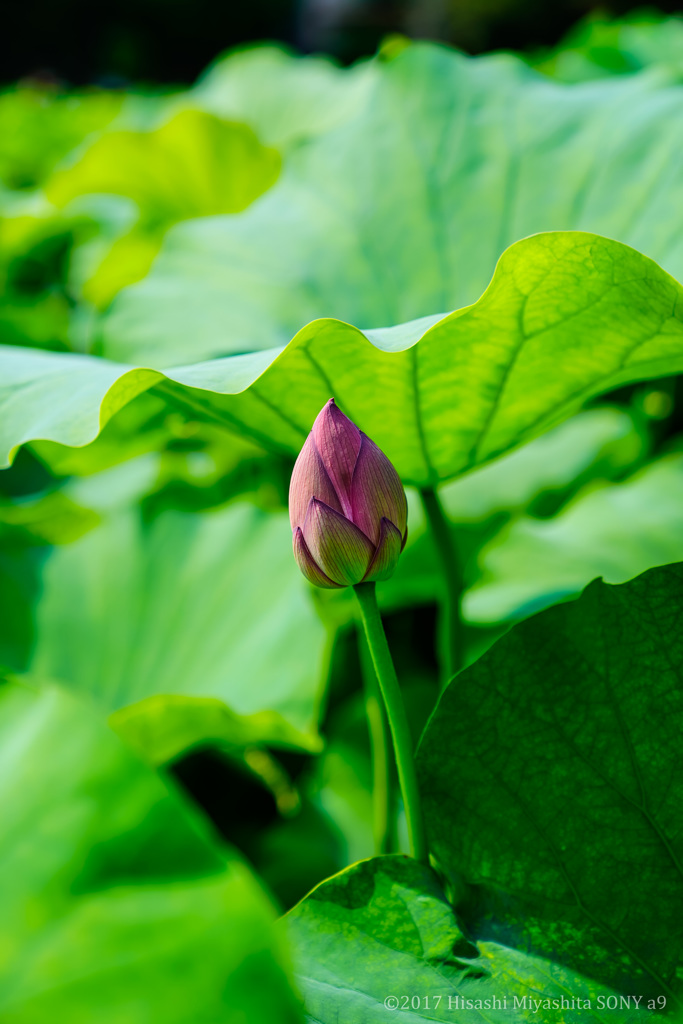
[103,43,683,365]
[3,233,683,489]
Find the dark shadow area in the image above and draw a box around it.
[6,0,683,84]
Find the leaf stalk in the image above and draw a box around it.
[419,485,465,681]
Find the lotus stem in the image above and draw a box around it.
[358,629,393,855]
[353,582,428,863]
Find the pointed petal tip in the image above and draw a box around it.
[313,397,359,435]
[363,517,403,583]
[304,495,329,523]
[311,399,362,517]
[293,527,342,589]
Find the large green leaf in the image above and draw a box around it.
[193,44,373,147]
[417,562,683,1004]
[101,43,683,366]
[286,855,655,1022]
[21,498,327,761]
[0,679,301,1022]
[3,232,683,487]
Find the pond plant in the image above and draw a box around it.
[1,12,683,1023]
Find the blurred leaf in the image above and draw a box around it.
[0,293,71,352]
[533,12,683,83]
[171,744,344,912]
[3,233,683,488]
[417,563,683,1002]
[286,855,652,1022]
[376,406,647,615]
[193,44,373,147]
[111,695,321,765]
[437,406,646,521]
[0,210,78,352]
[31,392,174,477]
[82,229,162,308]
[48,108,280,230]
[0,87,122,191]
[309,688,377,865]
[246,799,345,912]
[467,452,683,623]
[141,429,291,518]
[0,490,99,545]
[23,500,327,759]
[31,391,290,518]
[102,43,683,366]
[46,109,280,307]
[0,680,301,1023]
[0,548,40,670]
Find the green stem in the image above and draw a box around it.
[420,486,465,681]
[353,582,428,863]
[358,630,393,855]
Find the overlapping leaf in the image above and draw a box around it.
[467,452,683,622]
[193,44,373,147]
[3,232,683,489]
[417,562,683,1003]
[375,406,649,609]
[286,855,654,1022]
[45,108,280,307]
[11,497,327,762]
[0,680,301,1022]
[379,422,683,626]
[0,86,122,191]
[102,42,683,366]
[533,12,683,82]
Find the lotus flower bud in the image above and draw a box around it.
[289,399,407,589]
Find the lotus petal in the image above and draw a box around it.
[351,434,407,544]
[363,517,403,582]
[293,527,342,589]
[289,432,342,530]
[311,399,361,518]
[302,497,374,586]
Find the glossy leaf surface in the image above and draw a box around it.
[4,233,683,488]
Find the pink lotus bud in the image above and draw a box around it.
[289,399,407,589]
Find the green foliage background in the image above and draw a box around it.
[2,11,683,1022]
